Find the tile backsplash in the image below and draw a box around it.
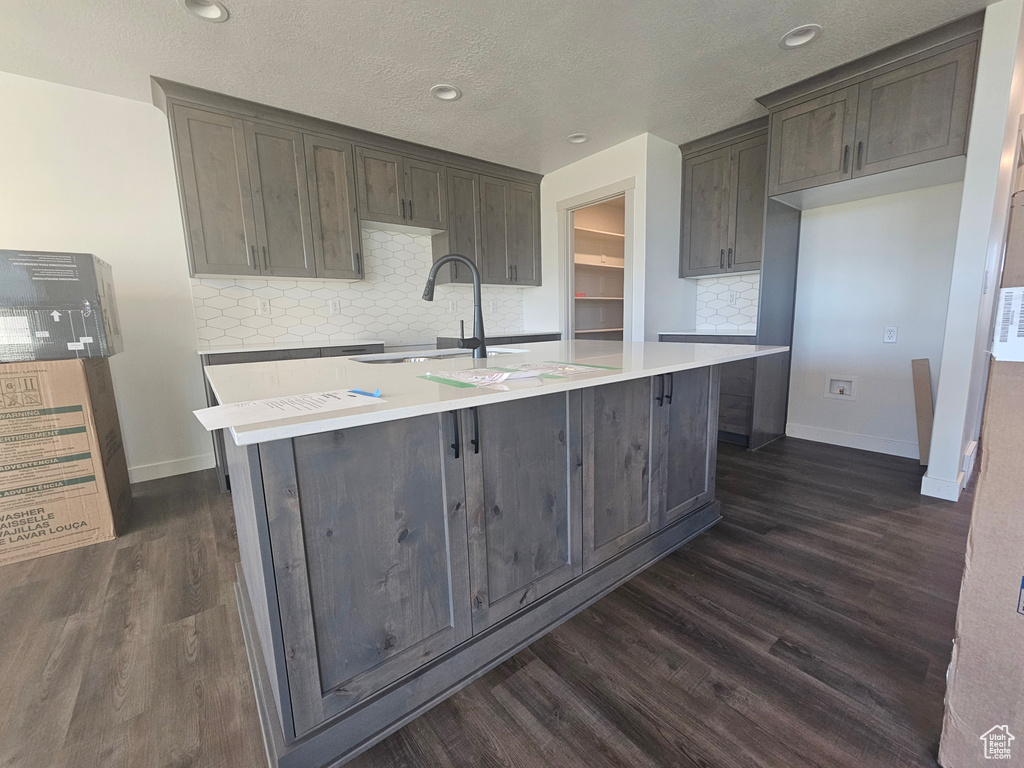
[191,227,525,348]
[694,273,760,333]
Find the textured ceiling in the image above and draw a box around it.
[0,0,992,173]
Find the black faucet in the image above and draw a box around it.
[423,254,487,359]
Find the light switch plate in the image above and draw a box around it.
[884,326,898,343]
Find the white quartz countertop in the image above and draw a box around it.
[196,338,384,356]
[205,340,787,446]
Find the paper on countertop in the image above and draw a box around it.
[423,361,621,389]
[193,389,386,431]
[992,287,1024,362]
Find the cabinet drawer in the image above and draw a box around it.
[720,358,755,398]
[719,394,753,436]
[204,348,321,366]
[320,344,385,357]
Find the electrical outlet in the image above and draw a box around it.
[490,300,496,313]
[327,298,342,316]
[447,300,455,314]
[727,291,739,307]
[256,298,271,316]
[883,326,898,344]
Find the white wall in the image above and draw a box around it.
[527,133,689,340]
[0,71,213,482]
[787,183,963,460]
[924,0,1024,500]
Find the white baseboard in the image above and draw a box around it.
[920,471,964,502]
[785,423,920,460]
[128,453,215,484]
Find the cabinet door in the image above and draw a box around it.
[853,42,977,178]
[437,169,480,284]
[405,158,447,229]
[171,105,259,276]
[680,146,731,277]
[463,392,583,632]
[355,146,407,226]
[508,182,541,285]
[304,135,363,279]
[768,85,859,196]
[478,175,512,285]
[728,135,767,272]
[261,414,471,735]
[582,378,653,570]
[651,367,718,530]
[245,121,316,278]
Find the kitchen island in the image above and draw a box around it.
[205,340,786,768]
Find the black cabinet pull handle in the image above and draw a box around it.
[665,373,674,405]
[250,245,257,269]
[450,411,461,459]
[470,407,480,454]
[262,245,268,271]
[720,249,725,269]
[401,199,406,219]
[856,141,864,170]
[656,375,665,407]
[408,199,414,219]
[727,248,733,269]
[513,264,518,281]
[508,265,512,281]
[355,252,361,273]
[842,144,850,173]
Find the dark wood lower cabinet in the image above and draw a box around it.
[228,372,724,767]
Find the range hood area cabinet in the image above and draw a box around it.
[679,121,767,278]
[154,79,542,283]
[760,18,980,206]
[431,172,542,286]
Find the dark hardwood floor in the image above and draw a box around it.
[0,437,972,768]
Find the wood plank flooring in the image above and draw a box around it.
[0,437,972,768]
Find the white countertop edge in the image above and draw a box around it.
[216,344,788,446]
[196,338,385,355]
[659,330,758,337]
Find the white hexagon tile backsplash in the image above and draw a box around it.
[694,273,760,333]
[192,227,526,348]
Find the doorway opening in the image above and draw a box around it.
[569,195,626,340]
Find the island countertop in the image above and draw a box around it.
[204,339,787,446]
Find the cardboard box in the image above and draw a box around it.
[0,250,123,362]
[0,358,131,567]
[939,192,1024,767]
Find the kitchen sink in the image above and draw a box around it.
[350,348,528,364]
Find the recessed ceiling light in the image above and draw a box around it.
[179,0,229,22]
[430,84,462,101]
[566,133,590,144]
[780,24,822,49]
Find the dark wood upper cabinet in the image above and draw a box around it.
[245,121,317,279]
[171,105,259,276]
[478,175,513,285]
[404,158,447,229]
[304,135,363,279]
[768,85,859,197]
[764,33,979,198]
[432,169,480,285]
[680,129,766,278]
[681,146,731,277]
[853,42,977,178]
[354,146,406,227]
[507,182,542,285]
[462,393,583,633]
[158,81,542,282]
[582,378,653,570]
[730,135,768,272]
